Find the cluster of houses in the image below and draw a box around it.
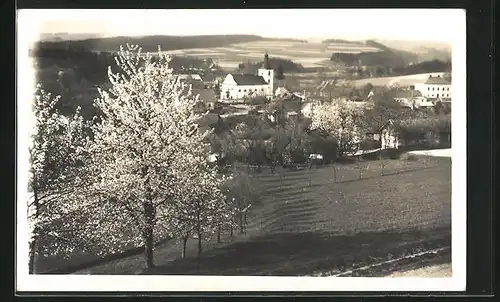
[394,75,452,109]
[178,52,452,152]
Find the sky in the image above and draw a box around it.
[18,9,464,43]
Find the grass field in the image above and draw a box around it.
[66,154,451,276]
[159,40,381,69]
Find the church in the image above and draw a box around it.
[219,53,275,101]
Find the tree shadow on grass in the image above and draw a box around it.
[144,225,451,276]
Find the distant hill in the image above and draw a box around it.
[262,37,309,43]
[321,39,365,46]
[32,35,267,53]
[374,39,452,62]
[38,32,104,42]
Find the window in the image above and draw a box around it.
[432,87,434,91]
[238,89,241,92]
[447,88,450,91]
[268,71,271,76]
[428,87,430,91]
[244,89,247,92]
[261,88,264,91]
[255,89,257,91]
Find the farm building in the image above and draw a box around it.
[178,74,205,89]
[414,75,452,99]
[220,53,275,101]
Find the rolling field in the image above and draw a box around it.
[158,40,381,69]
[69,155,451,275]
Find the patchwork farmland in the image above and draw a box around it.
[61,154,451,276]
[161,40,381,69]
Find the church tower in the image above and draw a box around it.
[258,52,274,97]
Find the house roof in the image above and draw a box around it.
[425,75,451,85]
[275,87,290,97]
[178,74,203,81]
[231,74,269,86]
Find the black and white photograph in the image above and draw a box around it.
[16,8,466,292]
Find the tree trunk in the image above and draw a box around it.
[333,164,337,182]
[29,188,40,274]
[143,201,155,269]
[239,211,244,234]
[196,226,202,272]
[181,235,188,258]
[217,225,221,243]
[28,232,37,274]
[243,212,248,233]
[230,217,234,237]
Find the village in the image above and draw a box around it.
[24,14,453,279]
[175,52,452,157]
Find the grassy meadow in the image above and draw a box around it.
[48,154,452,276]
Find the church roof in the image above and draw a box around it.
[231,74,268,85]
[425,75,451,85]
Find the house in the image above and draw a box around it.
[192,88,218,112]
[380,120,403,149]
[275,87,291,98]
[178,74,205,89]
[414,75,452,99]
[220,53,275,101]
[393,89,425,108]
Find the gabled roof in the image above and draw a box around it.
[231,74,269,85]
[425,75,451,85]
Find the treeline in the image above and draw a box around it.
[33,34,265,52]
[392,59,451,76]
[239,57,306,74]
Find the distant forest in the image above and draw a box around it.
[238,58,306,74]
[32,34,267,52]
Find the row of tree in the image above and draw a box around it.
[28,45,256,273]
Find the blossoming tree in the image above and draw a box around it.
[309,100,365,157]
[89,44,211,269]
[28,85,91,273]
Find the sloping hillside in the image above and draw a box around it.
[69,156,451,275]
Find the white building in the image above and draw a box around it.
[414,75,451,99]
[220,53,274,101]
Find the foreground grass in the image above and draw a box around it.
[64,156,451,275]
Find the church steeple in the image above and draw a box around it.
[263,52,271,69]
